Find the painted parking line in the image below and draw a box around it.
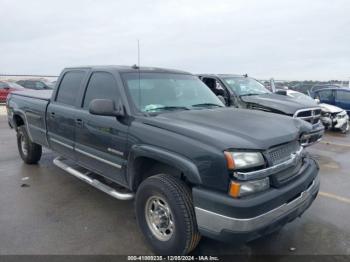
[319,191,350,204]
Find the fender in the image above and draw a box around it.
[127,144,202,189]
[11,108,34,140]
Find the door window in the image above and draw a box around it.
[56,71,85,106]
[318,90,333,101]
[35,81,46,90]
[336,91,350,102]
[25,81,36,89]
[83,72,119,109]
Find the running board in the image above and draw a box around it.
[53,156,134,200]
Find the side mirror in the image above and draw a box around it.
[89,99,124,117]
[314,98,320,104]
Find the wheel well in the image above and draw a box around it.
[13,114,25,128]
[131,157,184,190]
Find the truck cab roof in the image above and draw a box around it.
[63,65,191,75]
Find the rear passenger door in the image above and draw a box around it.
[47,70,87,159]
[74,71,128,185]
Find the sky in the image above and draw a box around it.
[1,0,349,80]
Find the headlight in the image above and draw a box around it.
[229,177,270,198]
[224,151,265,170]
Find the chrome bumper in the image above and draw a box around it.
[195,175,319,234]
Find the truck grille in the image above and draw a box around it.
[294,108,321,125]
[267,141,300,165]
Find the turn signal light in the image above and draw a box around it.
[229,181,241,198]
[224,151,235,169]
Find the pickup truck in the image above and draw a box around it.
[7,66,320,255]
[198,74,325,146]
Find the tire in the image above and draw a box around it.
[17,126,42,164]
[135,174,201,255]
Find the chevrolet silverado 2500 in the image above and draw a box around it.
[7,66,320,255]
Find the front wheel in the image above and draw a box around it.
[17,126,42,164]
[135,174,201,255]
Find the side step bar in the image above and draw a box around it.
[53,156,134,200]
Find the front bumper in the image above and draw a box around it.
[193,158,319,242]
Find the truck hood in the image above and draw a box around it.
[241,93,318,115]
[143,108,312,150]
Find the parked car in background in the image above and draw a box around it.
[0,81,24,103]
[310,84,342,94]
[198,74,324,146]
[277,89,349,133]
[289,83,315,94]
[16,79,54,90]
[310,87,350,117]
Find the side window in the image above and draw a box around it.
[56,71,85,106]
[202,77,216,92]
[25,81,36,89]
[35,81,46,89]
[336,91,350,102]
[318,90,333,100]
[83,72,119,109]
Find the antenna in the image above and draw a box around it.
[137,39,141,110]
[137,39,140,68]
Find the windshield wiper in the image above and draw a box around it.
[145,106,190,112]
[239,93,262,97]
[191,103,224,108]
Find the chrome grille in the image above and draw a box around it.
[294,108,321,125]
[267,141,300,165]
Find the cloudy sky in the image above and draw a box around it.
[1,0,349,80]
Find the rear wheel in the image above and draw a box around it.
[135,174,201,255]
[17,126,42,164]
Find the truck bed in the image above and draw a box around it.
[11,89,52,101]
[8,90,52,147]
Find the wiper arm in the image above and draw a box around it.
[191,103,224,108]
[239,93,261,97]
[145,106,190,112]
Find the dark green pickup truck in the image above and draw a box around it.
[7,66,320,255]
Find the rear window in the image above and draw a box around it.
[56,71,85,106]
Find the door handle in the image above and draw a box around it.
[50,112,55,118]
[76,119,84,127]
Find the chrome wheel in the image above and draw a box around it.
[20,135,28,156]
[145,196,175,241]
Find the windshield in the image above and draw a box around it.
[223,77,271,96]
[122,73,224,112]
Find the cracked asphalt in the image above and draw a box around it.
[0,106,349,255]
